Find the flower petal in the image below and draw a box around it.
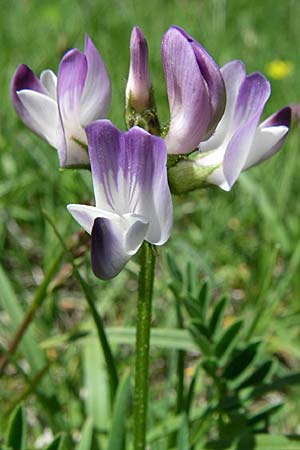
[244,106,291,169]
[16,89,60,148]
[222,72,271,189]
[189,39,225,137]
[85,120,172,245]
[10,64,47,128]
[200,60,246,152]
[57,49,89,166]
[40,70,57,100]
[123,126,173,245]
[91,214,149,280]
[80,34,111,126]
[67,204,116,234]
[161,26,210,154]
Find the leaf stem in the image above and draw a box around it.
[134,242,156,450]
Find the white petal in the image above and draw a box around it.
[17,89,60,148]
[40,70,57,100]
[244,124,289,169]
[67,204,116,234]
[200,60,246,152]
[80,35,111,126]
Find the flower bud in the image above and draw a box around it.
[126,26,151,113]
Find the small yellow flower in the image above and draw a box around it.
[265,60,294,80]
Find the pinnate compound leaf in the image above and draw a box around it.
[248,372,300,399]
[202,358,219,380]
[208,296,228,338]
[247,402,283,426]
[214,319,243,359]
[237,360,274,390]
[222,342,260,380]
[186,261,196,297]
[197,279,210,321]
[6,405,26,450]
[166,252,183,285]
[185,363,201,414]
[189,324,212,356]
[191,318,211,340]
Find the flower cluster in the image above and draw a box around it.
[11,26,291,279]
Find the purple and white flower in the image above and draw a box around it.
[161,26,226,155]
[67,121,172,280]
[126,26,151,112]
[197,60,291,190]
[10,35,110,168]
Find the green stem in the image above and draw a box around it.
[134,242,156,450]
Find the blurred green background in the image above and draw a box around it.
[1,0,300,446]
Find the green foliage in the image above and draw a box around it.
[44,435,64,450]
[6,405,26,450]
[107,373,131,450]
[165,255,300,448]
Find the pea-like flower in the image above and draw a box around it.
[10,35,111,168]
[67,120,173,280]
[197,60,291,190]
[161,26,226,155]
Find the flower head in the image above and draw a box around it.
[196,60,291,190]
[126,26,151,112]
[10,35,111,168]
[67,121,172,279]
[161,26,226,155]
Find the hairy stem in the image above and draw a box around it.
[134,242,156,450]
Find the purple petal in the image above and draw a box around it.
[57,49,88,119]
[191,40,225,137]
[10,64,47,127]
[57,49,88,166]
[91,215,148,280]
[126,26,151,111]
[232,72,270,130]
[161,26,211,154]
[259,105,291,129]
[85,120,172,245]
[80,34,111,126]
[222,72,271,188]
[244,106,291,169]
[171,26,225,138]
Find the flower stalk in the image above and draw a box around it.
[134,241,156,450]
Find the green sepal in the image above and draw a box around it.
[168,158,219,194]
